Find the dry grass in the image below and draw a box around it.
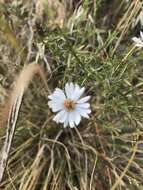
[0,0,143,190]
[0,64,48,183]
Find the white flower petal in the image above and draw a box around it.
[65,83,74,99]
[64,115,69,128]
[48,101,64,112]
[135,44,143,47]
[140,31,143,40]
[68,110,81,126]
[65,83,70,98]
[59,111,68,123]
[48,100,53,108]
[76,107,91,118]
[69,112,75,128]
[71,84,80,100]
[49,88,66,101]
[77,96,91,103]
[132,37,143,47]
[48,98,63,105]
[76,103,90,109]
[48,100,60,107]
[132,37,141,43]
[52,106,64,112]
[74,112,81,126]
[74,87,85,101]
[53,110,66,123]
[48,94,53,99]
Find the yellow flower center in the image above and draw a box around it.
[64,99,75,111]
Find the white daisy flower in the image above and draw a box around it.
[132,31,143,47]
[48,83,91,128]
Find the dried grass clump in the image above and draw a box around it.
[0,64,48,183]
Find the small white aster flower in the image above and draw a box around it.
[132,31,143,47]
[48,83,91,128]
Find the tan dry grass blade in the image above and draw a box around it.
[0,64,48,183]
[19,145,46,190]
